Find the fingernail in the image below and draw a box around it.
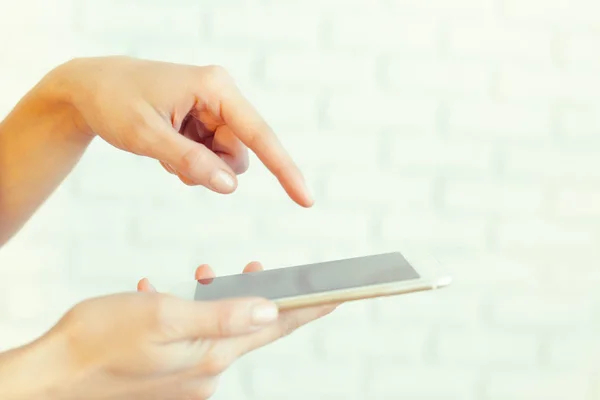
[300,177,314,206]
[251,302,278,325]
[146,281,156,292]
[209,170,236,192]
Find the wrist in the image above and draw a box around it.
[0,330,80,400]
[35,59,96,143]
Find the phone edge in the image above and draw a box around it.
[274,275,452,311]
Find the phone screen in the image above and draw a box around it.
[194,252,421,302]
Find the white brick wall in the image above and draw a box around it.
[328,12,440,55]
[445,22,555,63]
[485,372,591,400]
[563,32,600,70]
[1,0,600,398]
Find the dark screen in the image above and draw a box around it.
[194,252,420,301]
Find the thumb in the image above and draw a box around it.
[158,295,279,341]
[139,116,238,194]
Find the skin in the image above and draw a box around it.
[0,56,313,246]
[0,56,334,399]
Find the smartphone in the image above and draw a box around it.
[191,250,452,310]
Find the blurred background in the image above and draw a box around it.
[1,0,600,398]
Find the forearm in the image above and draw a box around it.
[0,73,93,246]
[0,333,76,400]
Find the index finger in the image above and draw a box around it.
[218,85,314,207]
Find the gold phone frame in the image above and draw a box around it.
[168,248,452,307]
[274,249,452,310]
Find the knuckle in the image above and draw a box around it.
[59,301,88,333]
[149,294,174,332]
[180,144,208,177]
[188,380,219,400]
[66,300,88,318]
[201,351,232,376]
[64,297,103,326]
[178,172,200,186]
[160,161,176,175]
[180,178,197,186]
[186,390,207,400]
[215,305,237,337]
[201,65,232,87]
[57,305,88,354]
[243,128,260,149]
